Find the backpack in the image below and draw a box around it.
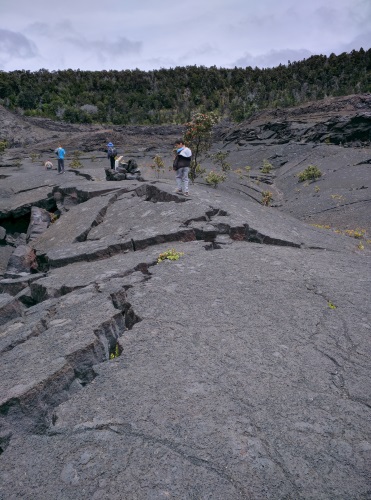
[108,146,117,157]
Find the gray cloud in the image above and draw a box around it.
[341,31,371,53]
[182,44,219,63]
[0,0,369,71]
[66,36,142,56]
[233,49,314,69]
[25,19,77,37]
[0,29,38,64]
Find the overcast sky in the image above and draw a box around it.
[0,0,370,72]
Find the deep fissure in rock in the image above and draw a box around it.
[0,212,32,236]
[0,288,142,439]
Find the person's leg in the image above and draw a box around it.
[176,168,183,192]
[110,156,115,169]
[182,167,190,194]
[57,159,62,173]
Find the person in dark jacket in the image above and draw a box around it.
[107,142,117,169]
[173,139,192,196]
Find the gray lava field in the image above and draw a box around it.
[0,96,370,499]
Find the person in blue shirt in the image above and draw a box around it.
[56,145,66,174]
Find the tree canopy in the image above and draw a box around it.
[0,49,370,125]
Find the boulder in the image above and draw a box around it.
[26,206,51,242]
[105,168,126,181]
[5,244,38,278]
[0,293,23,325]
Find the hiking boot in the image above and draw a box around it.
[175,189,182,194]
[183,192,189,196]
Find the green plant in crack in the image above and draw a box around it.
[327,301,337,309]
[157,248,184,264]
[109,343,121,359]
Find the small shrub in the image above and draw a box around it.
[0,140,8,153]
[14,159,22,169]
[314,186,320,193]
[70,150,83,169]
[109,343,121,359]
[150,154,165,179]
[30,152,39,163]
[261,159,273,174]
[298,165,322,182]
[49,212,58,223]
[90,155,97,162]
[157,248,184,264]
[328,301,337,309]
[234,168,244,179]
[262,191,273,206]
[344,228,366,239]
[205,170,226,188]
[70,159,82,168]
[209,150,230,172]
[310,224,331,230]
[195,163,206,177]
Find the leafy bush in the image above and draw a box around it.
[298,165,322,182]
[205,170,226,188]
[261,159,273,174]
[184,112,218,181]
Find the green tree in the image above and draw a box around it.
[183,112,218,181]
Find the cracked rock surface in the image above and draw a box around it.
[0,104,371,498]
[0,178,370,499]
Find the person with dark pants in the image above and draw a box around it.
[56,145,65,174]
[107,142,117,169]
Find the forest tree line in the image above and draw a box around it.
[0,48,370,125]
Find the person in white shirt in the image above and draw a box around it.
[173,139,192,196]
